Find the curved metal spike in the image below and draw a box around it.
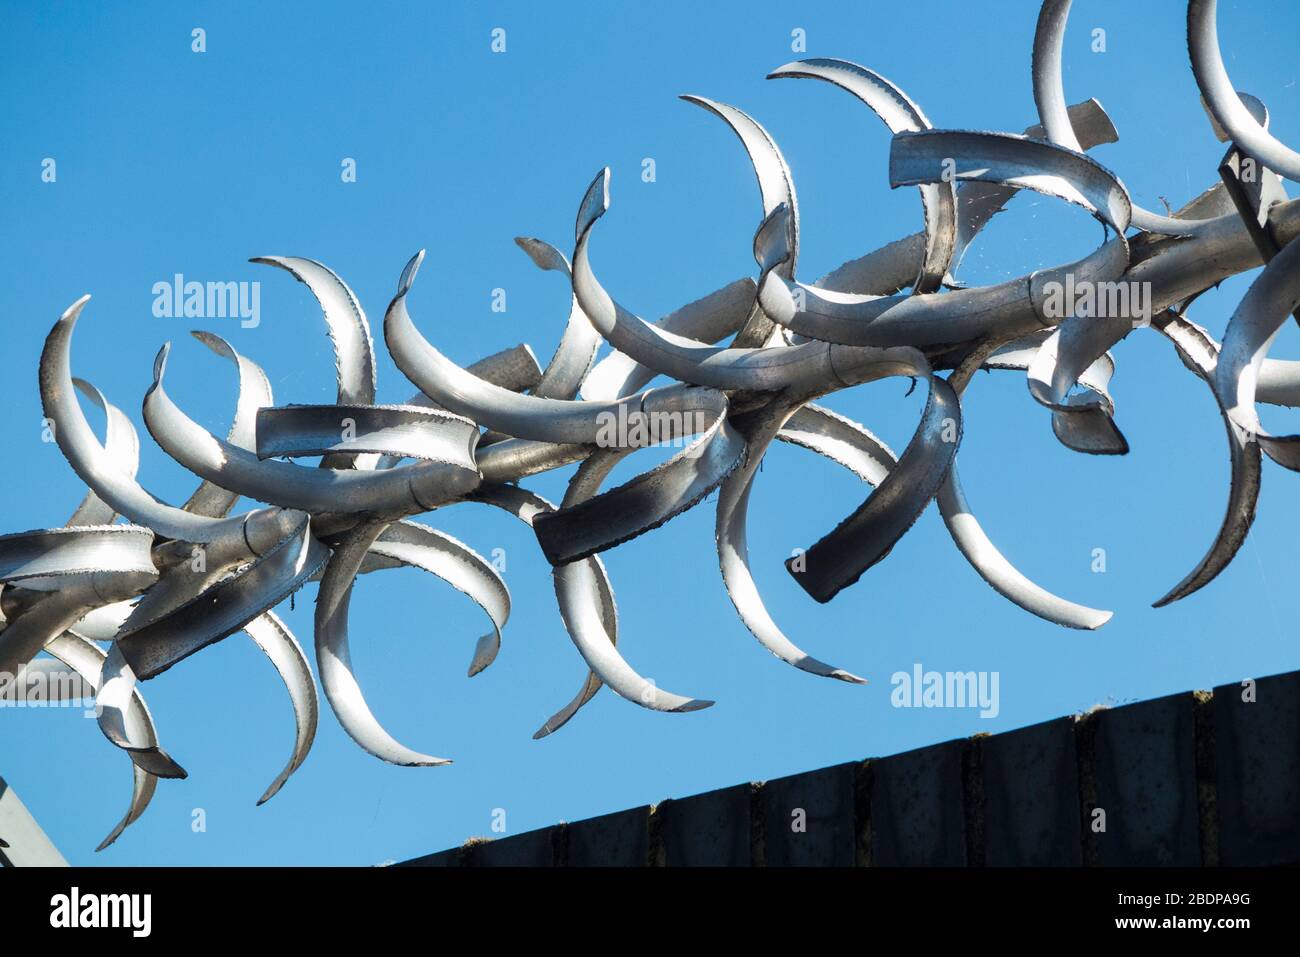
[43,633,162,852]
[65,379,140,527]
[244,611,319,804]
[314,520,451,767]
[468,484,619,739]
[181,331,273,518]
[767,58,956,292]
[1188,0,1300,182]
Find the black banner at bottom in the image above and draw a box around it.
[0,865,1285,942]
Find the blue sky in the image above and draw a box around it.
[1,0,1298,866]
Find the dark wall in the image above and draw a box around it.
[398,671,1300,867]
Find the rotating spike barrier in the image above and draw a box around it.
[3,0,1300,851]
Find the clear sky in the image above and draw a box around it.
[1,0,1298,866]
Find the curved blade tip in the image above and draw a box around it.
[397,250,427,296]
[466,633,500,678]
[830,669,867,685]
[150,342,173,383]
[576,169,611,239]
[129,746,187,779]
[256,776,291,806]
[765,58,819,79]
[514,235,568,273]
[678,92,715,109]
[671,698,715,713]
